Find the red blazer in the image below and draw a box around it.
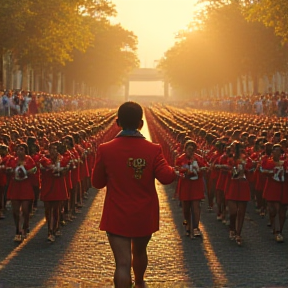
[92,136,176,237]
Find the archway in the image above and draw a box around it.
[125,68,169,101]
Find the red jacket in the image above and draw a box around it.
[92,135,176,237]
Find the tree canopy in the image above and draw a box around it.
[158,1,288,96]
[0,0,139,92]
[244,0,288,44]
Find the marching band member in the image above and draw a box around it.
[175,140,208,238]
[262,144,288,242]
[40,141,70,242]
[6,143,37,241]
[225,141,252,246]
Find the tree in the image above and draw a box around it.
[0,0,116,90]
[63,22,139,95]
[243,0,288,43]
[158,1,288,97]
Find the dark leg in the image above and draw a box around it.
[132,235,151,288]
[107,233,132,288]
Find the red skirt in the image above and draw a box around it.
[263,178,288,204]
[225,178,250,201]
[178,177,205,201]
[7,178,34,200]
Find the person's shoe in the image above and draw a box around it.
[47,234,55,242]
[60,220,67,226]
[235,236,242,246]
[182,220,187,226]
[267,221,272,227]
[185,230,190,237]
[193,228,202,237]
[207,206,213,212]
[55,230,62,236]
[0,211,5,219]
[216,214,222,221]
[275,233,284,243]
[229,230,236,240]
[14,234,22,242]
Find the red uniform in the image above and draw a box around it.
[40,155,70,202]
[262,159,288,204]
[69,147,80,187]
[92,135,176,238]
[216,153,229,192]
[6,155,36,200]
[175,153,207,201]
[30,153,42,188]
[225,158,252,202]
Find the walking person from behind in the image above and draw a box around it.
[92,102,176,288]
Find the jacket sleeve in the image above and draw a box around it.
[153,145,176,185]
[92,145,107,189]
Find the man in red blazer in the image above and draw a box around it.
[92,101,176,288]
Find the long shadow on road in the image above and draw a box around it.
[0,188,102,288]
[162,183,288,288]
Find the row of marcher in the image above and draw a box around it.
[146,104,288,245]
[0,108,120,242]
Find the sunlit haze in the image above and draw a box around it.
[111,0,199,96]
[112,0,199,68]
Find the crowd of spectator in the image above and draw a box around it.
[0,90,111,116]
[187,92,288,117]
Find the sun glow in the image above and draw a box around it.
[111,0,202,67]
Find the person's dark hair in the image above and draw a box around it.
[117,102,143,130]
[27,136,37,147]
[272,143,283,152]
[63,135,75,148]
[28,143,40,155]
[232,141,242,160]
[49,141,61,151]
[184,140,197,150]
[16,143,29,155]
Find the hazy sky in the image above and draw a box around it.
[111,0,198,68]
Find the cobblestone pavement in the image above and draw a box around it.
[1,118,288,288]
[0,183,288,288]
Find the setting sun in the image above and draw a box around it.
[111,0,199,68]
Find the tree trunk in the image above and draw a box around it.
[252,74,258,95]
[21,65,28,91]
[51,68,58,93]
[232,77,237,96]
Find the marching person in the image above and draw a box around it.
[175,140,208,238]
[40,142,70,242]
[262,144,288,242]
[6,143,37,241]
[92,101,176,288]
[225,141,252,246]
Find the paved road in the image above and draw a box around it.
[0,117,288,287]
[0,184,288,288]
